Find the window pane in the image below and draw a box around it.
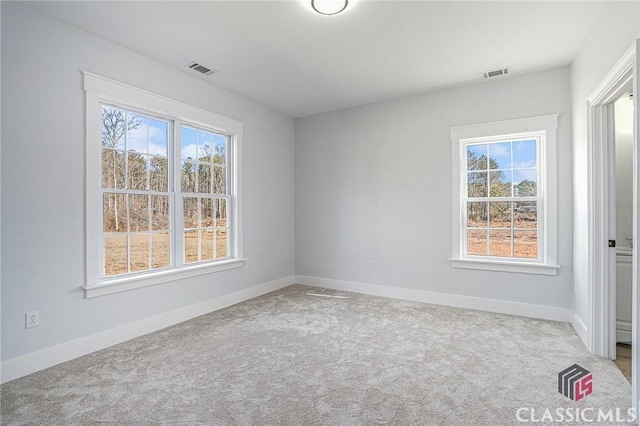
[101,149,125,189]
[148,118,168,156]
[488,142,511,170]
[514,202,537,229]
[489,230,512,257]
[514,231,537,258]
[181,126,198,160]
[200,229,214,261]
[467,172,487,197]
[489,170,512,197]
[127,152,148,190]
[151,195,170,231]
[104,234,128,276]
[213,134,226,165]
[213,166,226,194]
[152,232,170,269]
[184,230,198,263]
[198,164,212,194]
[184,197,198,229]
[489,202,511,228]
[103,193,127,233]
[216,198,228,227]
[467,230,488,256]
[101,106,126,150]
[513,139,537,168]
[130,233,150,272]
[181,161,196,193]
[201,198,214,228]
[149,156,168,192]
[467,144,487,171]
[197,130,213,161]
[513,170,537,196]
[127,114,148,153]
[129,194,149,232]
[216,228,228,258]
[467,202,487,228]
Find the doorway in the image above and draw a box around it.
[587,40,638,408]
[613,92,634,382]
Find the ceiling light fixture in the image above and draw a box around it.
[311,0,348,16]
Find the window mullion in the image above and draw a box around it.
[147,194,151,270]
[485,200,489,256]
[98,188,105,279]
[126,193,131,274]
[537,196,544,263]
[174,120,184,268]
[511,200,515,258]
[197,198,202,262]
[466,196,538,203]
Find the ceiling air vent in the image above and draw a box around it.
[482,67,510,79]
[186,61,217,76]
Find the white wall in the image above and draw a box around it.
[295,68,574,310]
[570,1,640,326]
[615,96,635,248]
[1,3,295,362]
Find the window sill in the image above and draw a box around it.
[83,258,247,298]
[450,258,559,276]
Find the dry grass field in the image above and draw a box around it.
[104,230,228,276]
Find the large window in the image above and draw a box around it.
[85,73,243,297]
[450,115,558,275]
[465,138,539,259]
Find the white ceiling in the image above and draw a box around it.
[28,1,606,118]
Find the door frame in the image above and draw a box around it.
[587,40,638,406]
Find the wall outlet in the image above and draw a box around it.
[243,266,249,275]
[369,260,375,270]
[25,311,39,329]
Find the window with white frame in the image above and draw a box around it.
[84,73,243,297]
[450,115,559,275]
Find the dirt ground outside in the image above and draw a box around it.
[467,229,537,258]
[104,230,228,276]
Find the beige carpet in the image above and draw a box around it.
[0,285,632,425]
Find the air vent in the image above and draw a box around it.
[186,61,217,76]
[482,67,510,79]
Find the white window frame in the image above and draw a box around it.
[449,114,559,276]
[83,72,244,298]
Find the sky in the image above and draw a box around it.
[103,106,227,162]
[126,114,168,156]
[180,125,226,161]
[467,139,537,185]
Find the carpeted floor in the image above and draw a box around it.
[0,285,632,425]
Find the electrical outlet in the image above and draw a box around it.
[369,260,375,270]
[25,311,39,329]
[243,266,249,275]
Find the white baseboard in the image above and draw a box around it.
[296,275,573,323]
[1,275,295,384]
[572,313,588,347]
[616,319,632,344]
[616,330,633,344]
